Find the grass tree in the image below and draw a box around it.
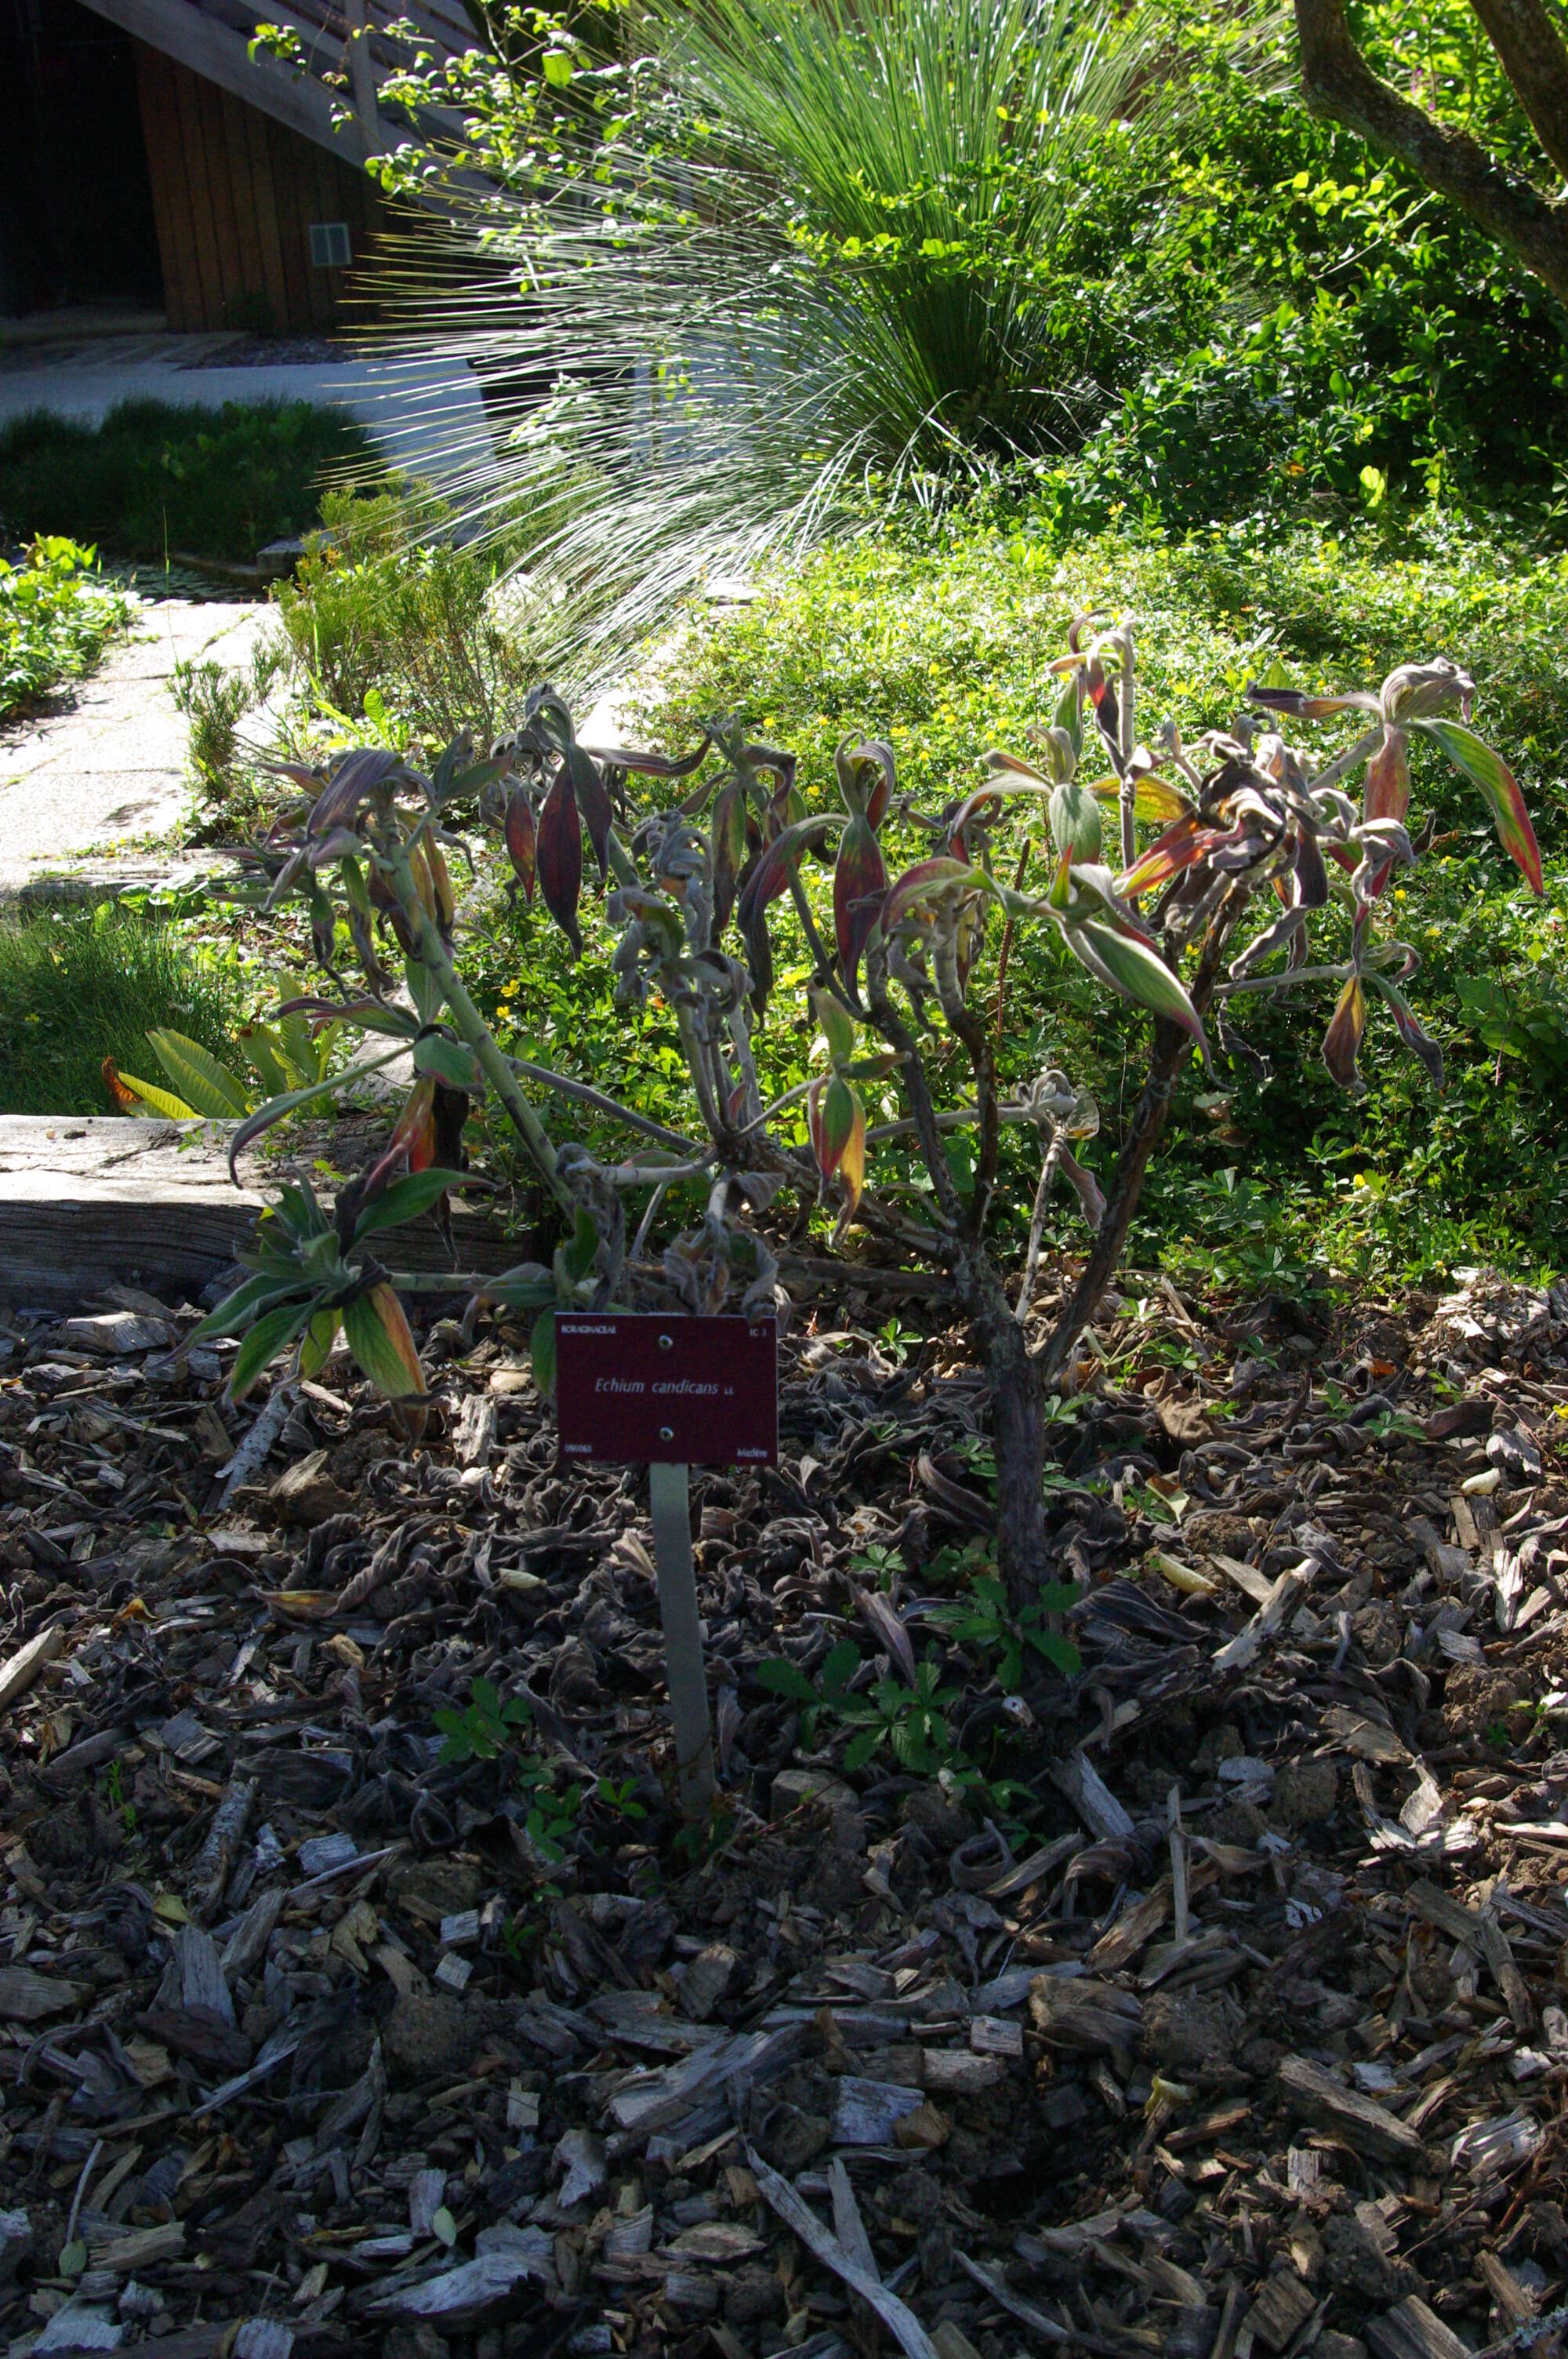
[354,0,1247,667]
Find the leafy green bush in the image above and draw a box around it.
[273,482,553,744]
[0,536,134,720]
[0,904,245,1118]
[172,638,291,809]
[0,401,374,566]
[632,504,1566,1283]
[1047,45,1568,534]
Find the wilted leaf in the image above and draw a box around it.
[1247,682,1379,722]
[1321,974,1367,1088]
[101,1056,141,1113]
[1363,725,1410,825]
[1370,975,1444,1086]
[881,856,981,932]
[1115,815,1219,898]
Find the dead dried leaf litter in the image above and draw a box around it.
[0,1268,1565,2358]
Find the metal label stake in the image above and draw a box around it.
[648,1459,714,1819]
[554,1312,777,1826]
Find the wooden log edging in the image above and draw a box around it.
[0,1116,516,1310]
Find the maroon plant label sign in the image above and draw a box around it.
[556,1314,778,1467]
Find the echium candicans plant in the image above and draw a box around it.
[194,631,1541,1605]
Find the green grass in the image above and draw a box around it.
[0,400,376,567]
[627,502,1568,1292]
[0,906,245,1117]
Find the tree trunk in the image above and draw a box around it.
[1039,1012,1189,1386]
[955,1241,1050,1611]
[1293,0,1568,310]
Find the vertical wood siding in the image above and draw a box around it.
[132,40,380,333]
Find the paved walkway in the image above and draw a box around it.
[0,599,267,897]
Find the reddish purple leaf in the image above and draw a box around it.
[568,746,614,881]
[536,769,583,954]
[504,785,537,902]
[833,816,887,991]
[1364,725,1410,825]
[882,856,977,932]
[710,780,747,932]
[1321,976,1367,1088]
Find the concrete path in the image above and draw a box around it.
[0,334,499,507]
[0,599,266,897]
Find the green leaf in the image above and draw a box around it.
[843,1728,880,1770]
[189,1267,289,1344]
[114,1068,198,1121]
[405,956,445,1026]
[474,1263,555,1314]
[1070,921,1207,1041]
[821,1638,862,1696]
[413,1032,484,1089]
[146,1028,251,1119]
[1049,778,1102,863]
[343,1284,426,1399]
[298,1307,340,1379]
[1035,1582,1080,1613]
[561,1206,600,1284]
[472,1677,499,1718]
[531,1307,557,1403]
[351,1168,465,1243]
[1028,1630,1082,1677]
[1416,718,1544,896]
[754,1659,818,1703]
[542,45,572,85]
[225,1049,407,1183]
[227,1298,313,1402]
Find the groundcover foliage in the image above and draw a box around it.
[0,537,135,722]
[627,506,1567,1288]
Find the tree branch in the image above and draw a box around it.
[1293,0,1568,307]
[1039,887,1248,1384]
[1469,0,1568,184]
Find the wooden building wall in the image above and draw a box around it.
[132,41,382,335]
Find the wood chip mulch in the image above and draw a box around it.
[1,1262,1566,2359]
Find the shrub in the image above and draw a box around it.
[631,506,1568,1279]
[273,482,554,744]
[195,615,1540,1615]
[0,536,135,721]
[172,638,292,809]
[0,401,373,566]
